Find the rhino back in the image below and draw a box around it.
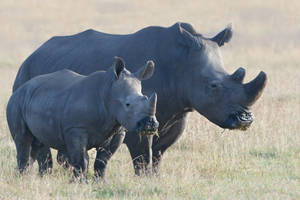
[14,69,116,150]
[14,26,173,91]
[13,29,129,91]
[14,25,182,124]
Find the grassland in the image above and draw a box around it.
[0,0,299,199]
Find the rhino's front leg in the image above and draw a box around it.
[94,130,126,179]
[124,132,153,176]
[152,114,188,174]
[65,129,89,181]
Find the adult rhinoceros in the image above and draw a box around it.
[7,57,159,180]
[13,22,267,177]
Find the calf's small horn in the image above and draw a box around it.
[148,93,157,115]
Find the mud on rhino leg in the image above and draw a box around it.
[124,132,153,176]
[94,131,125,179]
[152,114,188,174]
[65,129,89,181]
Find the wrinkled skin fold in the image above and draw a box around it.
[12,22,267,177]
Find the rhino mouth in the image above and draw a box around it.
[136,116,159,136]
[223,108,254,130]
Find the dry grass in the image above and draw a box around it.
[0,0,299,199]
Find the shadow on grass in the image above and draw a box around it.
[249,149,278,159]
[92,184,165,199]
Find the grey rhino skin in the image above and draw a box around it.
[13,22,267,177]
[7,57,159,179]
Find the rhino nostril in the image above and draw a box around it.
[145,124,150,129]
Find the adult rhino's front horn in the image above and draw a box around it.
[244,71,267,106]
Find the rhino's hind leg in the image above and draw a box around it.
[12,120,34,174]
[94,131,126,179]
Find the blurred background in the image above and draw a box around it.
[1,0,299,62]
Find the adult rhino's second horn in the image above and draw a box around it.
[148,93,157,115]
[244,71,267,106]
[231,67,246,83]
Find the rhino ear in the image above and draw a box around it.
[113,56,125,79]
[177,22,202,49]
[135,60,155,81]
[211,23,233,47]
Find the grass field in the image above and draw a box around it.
[0,0,300,199]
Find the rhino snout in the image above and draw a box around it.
[136,116,159,135]
[223,109,254,131]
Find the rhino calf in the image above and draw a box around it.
[6,57,159,180]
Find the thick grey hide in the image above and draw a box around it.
[12,22,267,176]
[7,57,158,178]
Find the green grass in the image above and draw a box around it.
[0,0,300,199]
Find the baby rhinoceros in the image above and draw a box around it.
[6,57,159,181]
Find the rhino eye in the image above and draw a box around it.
[211,83,218,88]
[210,83,219,89]
[209,80,222,89]
[126,103,130,107]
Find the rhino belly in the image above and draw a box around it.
[27,113,64,150]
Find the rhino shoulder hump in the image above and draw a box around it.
[53,28,99,40]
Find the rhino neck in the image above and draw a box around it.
[77,69,116,123]
[153,69,193,125]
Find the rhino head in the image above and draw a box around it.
[174,23,267,130]
[108,57,159,134]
